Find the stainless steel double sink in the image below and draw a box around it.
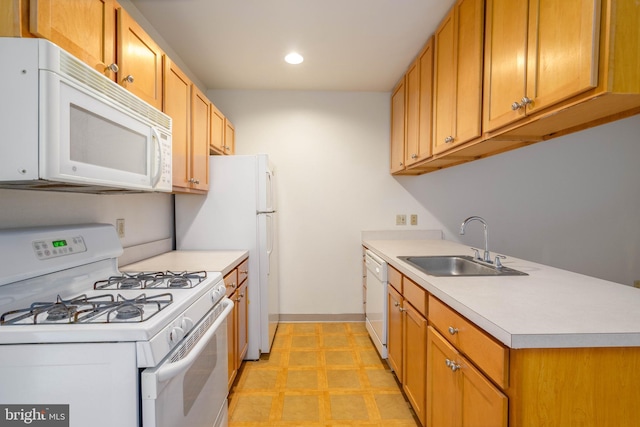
[398,255,527,277]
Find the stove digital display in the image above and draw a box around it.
[52,239,67,248]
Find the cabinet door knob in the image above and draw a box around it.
[448,326,459,335]
[105,63,119,74]
[521,96,533,106]
[444,136,454,143]
[511,101,523,111]
[124,75,135,84]
[411,154,418,159]
[446,358,461,372]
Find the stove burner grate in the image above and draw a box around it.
[94,272,165,290]
[93,271,207,290]
[0,294,116,325]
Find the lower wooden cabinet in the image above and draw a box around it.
[225,258,249,390]
[386,271,427,426]
[426,326,508,427]
[402,301,427,425]
[234,280,248,363]
[386,284,403,380]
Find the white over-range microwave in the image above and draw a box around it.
[0,38,172,193]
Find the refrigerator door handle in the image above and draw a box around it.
[257,210,277,215]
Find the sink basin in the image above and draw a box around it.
[398,255,527,277]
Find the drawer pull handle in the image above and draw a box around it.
[448,326,459,335]
[240,269,249,274]
[445,359,461,372]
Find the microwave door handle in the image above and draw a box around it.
[156,298,233,383]
[150,128,162,188]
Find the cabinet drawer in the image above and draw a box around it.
[223,269,238,297]
[388,265,403,293]
[237,258,249,284]
[403,276,427,317]
[429,296,508,388]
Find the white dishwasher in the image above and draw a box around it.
[364,249,388,358]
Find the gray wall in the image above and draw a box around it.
[210,88,640,316]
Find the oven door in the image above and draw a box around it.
[141,298,233,427]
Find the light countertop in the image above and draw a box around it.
[363,239,640,349]
[120,250,249,277]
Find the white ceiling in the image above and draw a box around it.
[129,0,456,92]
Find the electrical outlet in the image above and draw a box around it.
[634,280,640,289]
[116,218,125,238]
[396,214,406,226]
[410,214,418,226]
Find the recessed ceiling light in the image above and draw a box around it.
[284,52,304,65]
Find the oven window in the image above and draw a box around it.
[70,104,147,174]
[183,336,217,415]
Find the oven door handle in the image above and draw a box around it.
[156,298,233,383]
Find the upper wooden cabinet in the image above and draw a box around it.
[405,37,434,168]
[483,0,600,132]
[210,102,235,156]
[116,7,163,110]
[393,0,640,175]
[224,118,235,155]
[189,84,210,191]
[210,103,226,155]
[6,1,164,107]
[390,78,406,173]
[164,57,209,193]
[28,0,117,78]
[164,57,190,191]
[432,0,484,155]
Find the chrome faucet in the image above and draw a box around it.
[460,216,491,263]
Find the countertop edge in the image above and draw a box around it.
[120,250,249,277]
[363,239,640,350]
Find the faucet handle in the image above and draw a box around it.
[494,255,506,269]
[470,248,482,261]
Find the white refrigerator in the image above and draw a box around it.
[175,154,279,359]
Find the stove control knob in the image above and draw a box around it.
[168,326,185,345]
[181,317,194,332]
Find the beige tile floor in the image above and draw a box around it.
[228,322,420,427]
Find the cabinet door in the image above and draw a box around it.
[390,78,406,173]
[526,0,600,114]
[433,0,484,155]
[427,326,459,427]
[116,7,163,109]
[190,85,210,191]
[433,9,456,154]
[427,326,508,427]
[455,0,484,144]
[460,357,508,427]
[403,302,427,426]
[224,119,235,155]
[387,285,403,381]
[227,289,237,389]
[163,58,190,191]
[405,38,434,167]
[29,0,116,78]
[210,103,225,154]
[483,0,529,132]
[236,281,249,363]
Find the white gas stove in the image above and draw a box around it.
[0,224,231,427]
